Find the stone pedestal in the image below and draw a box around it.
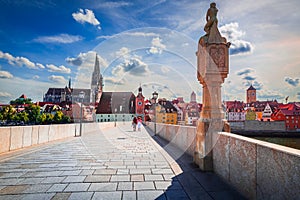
[194,23,230,171]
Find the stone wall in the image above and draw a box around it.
[0,122,115,154]
[146,122,196,157]
[230,120,286,132]
[213,132,300,199]
[146,122,300,199]
[244,120,286,131]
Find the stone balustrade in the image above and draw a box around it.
[146,122,300,199]
[0,122,115,154]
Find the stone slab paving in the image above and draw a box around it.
[0,123,245,200]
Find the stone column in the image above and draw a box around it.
[194,19,230,171]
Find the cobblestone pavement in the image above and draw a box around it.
[0,123,245,200]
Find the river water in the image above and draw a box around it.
[253,137,300,150]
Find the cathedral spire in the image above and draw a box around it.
[91,53,103,103]
[68,78,71,89]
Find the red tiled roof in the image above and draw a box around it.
[19,94,27,99]
[96,92,136,114]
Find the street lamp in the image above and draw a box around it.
[152,91,158,135]
[79,91,85,137]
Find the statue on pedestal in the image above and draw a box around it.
[204,2,218,34]
[199,2,229,47]
[194,2,231,171]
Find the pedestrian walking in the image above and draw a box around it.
[137,117,142,131]
[132,117,137,131]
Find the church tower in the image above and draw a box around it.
[135,85,145,121]
[91,54,103,103]
[246,85,256,103]
[190,91,197,103]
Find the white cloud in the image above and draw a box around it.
[0,92,12,98]
[46,64,71,74]
[36,63,45,69]
[48,75,67,84]
[115,47,130,58]
[96,1,132,8]
[124,32,159,37]
[97,32,159,40]
[219,22,254,55]
[149,37,166,54]
[258,89,284,101]
[285,77,299,87]
[0,51,36,69]
[112,57,150,76]
[72,9,101,28]
[66,51,108,68]
[0,51,37,69]
[96,35,115,40]
[14,57,36,68]
[236,68,254,76]
[104,77,126,85]
[0,70,13,79]
[0,51,47,69]
[0,51,14,61]
[33,34,83,44]
[220,22,245,41]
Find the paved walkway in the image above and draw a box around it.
[0,123,245,200]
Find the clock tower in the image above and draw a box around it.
[246,85,256,103]
[135,85,145,121]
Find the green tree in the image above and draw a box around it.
[26,104,41,124]
[62,115,71,123]
[15,111,29,123]
[37,113,47,124]
[54,111,64,123]
[2,105,16,121]
[10,98,32,105]
[45,113,54,124]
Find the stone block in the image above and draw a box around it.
[75,123,80,137]
[31,126,39,145]
[0,127,10,153]
[187,127,196,156]
[10,126,23,150]
[49,125,59,141]
[257,144,300,199]
[174,126,184,150]
[23,126,32,147]
[213,133,229,180]
[229,136,256,199]
[38,125,49,144]
[65,124,75,137]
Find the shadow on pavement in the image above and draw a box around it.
[144,126,247,200]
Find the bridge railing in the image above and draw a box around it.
[0,122,117,154]
[146,122,300,200]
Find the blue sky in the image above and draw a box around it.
[0,0,300,104]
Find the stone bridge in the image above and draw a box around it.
[0,123,243,200]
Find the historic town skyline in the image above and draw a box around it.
[0,0,299,104]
